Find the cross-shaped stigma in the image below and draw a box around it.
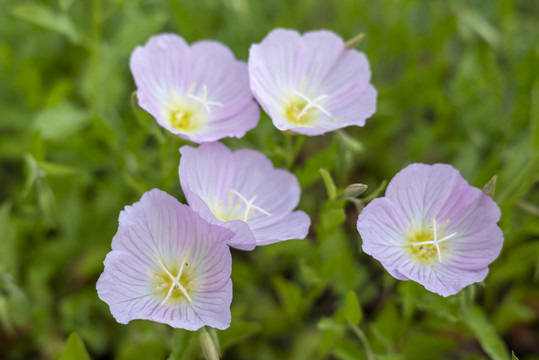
[157,248,193,305]
[411,218,457,262]
[188,85,223,114]
[291,90,331,120]
[230,189,272,222]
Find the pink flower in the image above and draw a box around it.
[248,28,377,135]
[130,33,259,143]
[97,189,234,330]
[179,142,310,250]
[357,164,503,297]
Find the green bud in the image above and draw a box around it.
[481,175,497,198]
[343,183,368,198]
[199,327,220,360]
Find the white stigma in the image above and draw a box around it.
[156,248,193,305]
[230,189,272,222]
[188,85,223,114]
[291,90,331,120]
[411,217,457,262]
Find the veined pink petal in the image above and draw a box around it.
[130,33,259,143]
[179,142,310,250]
[248,28,376,135]
[98,189,234,330]
[357,163,504,297]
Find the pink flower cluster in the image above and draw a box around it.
[97,28,503,334]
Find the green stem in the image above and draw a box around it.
[285,134,305,169]
[350,325,375,360]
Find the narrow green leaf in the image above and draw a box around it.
[22,153,39,197]
[530,78,539,154]
[60,332,91,360]
[345,291,363,325]
[37,161,76,176]
[465,306,509,360]
[456,6,500,48]
[512,351,520,360]
[11,4,79,43]
[482,175,497,198]
[320,168,337,200]
[337,130,364,153]
[363,180,387,202]
[344,33,365,49]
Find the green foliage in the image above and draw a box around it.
[1,0,538,359]
[465,306,510,360]
[344,291,363,326]
[60,333,91,360]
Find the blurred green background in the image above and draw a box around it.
[1,0,538,359]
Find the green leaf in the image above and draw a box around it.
[33,102,89,141]
[273,276,303,319]
[345,291,363,325]
[11,4,79,43]
[464,306,509,360]
[296,141,339,188]
[219,320,261,350]
[456,5,500,48]
[59,0,75,11]
[363,180,387,202]
[530,78,539,154]
[60,332,91,360]
[117,342,167,360]
[336,130,364,153]
[512,351,519,360]
[320,168,337,200]
[22,153,39,197]
[37,161,76,177]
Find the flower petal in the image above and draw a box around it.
[100,189,235,329]
[130,34,192,129]
[97,250,161,325]
[230,148,301,228]
[385,163,465,226]
[251,210,310,245]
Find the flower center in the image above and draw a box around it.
[164,85,221,132]
[206,189,272,222]
[282,90,330,125]
[152,249,196,304]
[407,218,457,265]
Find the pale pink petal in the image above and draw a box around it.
[179,142,310,249]
[251,210,310,245]
[357,163,504,297]
[99,189,235,329]
[130,34,192,129]
[248,28,376,135]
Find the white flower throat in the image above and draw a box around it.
[164,84,222,132]
[207,189,272,222]
[282,77,330,125]
[151,248,195,305]
[408,217,458,264]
